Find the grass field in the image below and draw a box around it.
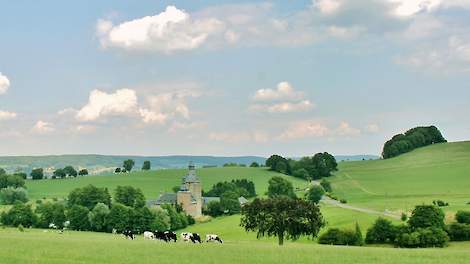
[25,167,307,200]
[1,228,469,264]
[330,141,470,218]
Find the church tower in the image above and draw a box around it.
[176,162,202,217]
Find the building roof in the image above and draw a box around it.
[183,162,200,183]
[155,193,177,205]
[238,196,249,205]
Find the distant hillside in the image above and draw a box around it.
[335,155,380,162]
[0,155,267,175]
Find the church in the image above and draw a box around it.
[154,162,218,217]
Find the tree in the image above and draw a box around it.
[123,159,135,172]
[0,174,25,189]
[250,162,260,168]
[63,166,78,177]
[320,179,332,192]
[408,205,445,230]
[455,211,470,224]
[305,185,325,204]
[67,205,90,231]
[30,168,44,180]
[13,172,27,180]
[106,203,132,232]
[114,186,146,208]
[266,155,291,174]
[88,203,110,232]
[36,202,66,228]
[131,206,155,234]
[53,168,66,179]
[68,185,111,210]
[365,217,398,244]
[78,169,89,176]
[267,176,296,199]
[150,207,171,231]
[220,191,241,215]
[0,187,28,204]
[293,168,309,180]
[142,161,151,171]
[204,201,224,217]
[1,203,37,227]
[0,168,5,175]
[241,197,324,245]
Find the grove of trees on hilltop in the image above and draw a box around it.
[382,126,446,159]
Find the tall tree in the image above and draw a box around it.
[123,159,135,172]
[241,197,324,245]
[142,161,151,171]
[114,186,146,208]
[30,168,44,180]
[267,176,296,199]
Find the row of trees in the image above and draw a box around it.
[115,159,151,173]
[53,166,88,179]
[265,153,338,180]
[0,170,28,205]
[382,126,447,159]
[0,184,195,233]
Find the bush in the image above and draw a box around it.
[401,213,408,222]
[318,227,363,246]
[18,224,24,232]
[88,203,110,232]
[107,203,132,232]
[320,179,332,193]
[67,205,91,231]
[1,203,37,227]
[150,207,170,231]
[0,187,28,204]
[396,227,449,248]
[408,205,445,230]
[36,202,67,228]
[305,186,325,204]
[0,174,25,189]
[365,218,398,244]
[455,211,470,224]
[432,200,449,207]
[447,223,470,241]
[204,201,224,217]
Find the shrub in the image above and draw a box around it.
[408,205,445,230]
[67,205,91,231]
[204,201,224,217]
[432,200,449,207]
[18,224,24,232]
[320,179,332,193]
[88,203,110,232]
[401,213,408,222]
[318,227,363,246]
[365,218,398,244]
[455,211,470,224]
[0,187,28,204]
[396,227,449,248]
[36,202,67,228]
[0,203,37,227]
[150,207,170,231]
[340,199,347,204]
[305,185,325,204]
[447,223,470,241]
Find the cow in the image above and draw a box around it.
[144,231,155,240]
[154,231,169,242]
[123,230,135,240]
[181,232,202,243]
[206,234,223,244]
[165,231,177,242]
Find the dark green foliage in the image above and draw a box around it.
[114,186,146,208]
[241,197,324,245]
[13,172,27,180]
[293,168,309,180]
[78,169,88,176]
[382,126,446,159]
[0,187,28,204]
[395,227,449,248]
[267,176,296,199]
[340,199,347,204]
[408,205,445,230]
[266,155,291,174]
[250,162,260,167]
[53,168,66,179]
[63,166,78,177]
[268,153,337,180]
[142,161,151,170]
[220,191,241,214]
[172,186,180,193]
[204,201,224,217]
[30,168,44,180]
[36,202,67,228]
[432,200,449,207]
[150,208,171,231]
[1,203,37,227]
[365,218,398,244]
[318,227,363,246]
[455,211,470,224]
[161,204,189,230]
[122,159,135,172]
[447,223,470,241]
[130,206,155,233]
[305,185,324,204]
[0,174,25,189]
[320,179,332,192]
[0,168,5,175]
[67,205,90,231]
[355,222,364,246]
[106,203,132,232]
[88,203,110,232]
[204,179,256,198]
[68,185,111,210]
[401,213,408,222]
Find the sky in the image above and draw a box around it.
[1,0,470,157]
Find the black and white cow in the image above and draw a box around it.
[154,231,169,242]
[144,231,155,240]
[181,232,202,243]
[165,231,177,242]
[123,230,135,240]
[206,234,223,243]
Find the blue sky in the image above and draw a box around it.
[0,0,470,157]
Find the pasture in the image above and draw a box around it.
[330,141,470,217]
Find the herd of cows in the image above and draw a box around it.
[122,230,223,244]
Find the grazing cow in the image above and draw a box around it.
[144,231,155,240]
[206,234,223,244]
[49,223,58,229]
[123,230,135,240]
[181,232,202,243]
[165,231,177,242]
[154,231,169,242]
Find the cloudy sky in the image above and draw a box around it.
[1,0,470,157]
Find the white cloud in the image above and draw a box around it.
[0,72,10,95]
[313,0,341,14]
[97,6,225,53]
[251,82,314,114]
[389,0,441,16]
[251,100,314,114]
[279,121,329,140]
[76,89,138,121]
[0,111,17,121]
[32,121,55,133]
[366,124,380,133]
[253,82,305,102]
[335,122,361,136]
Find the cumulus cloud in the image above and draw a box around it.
[32,120,55,133]
[97,6,225,53]
[0,72,10,95]
[335,122,361,136]
[279,121,329,140]
[76,89,138,121]
[313,0,341,14]
[0,111,17,121]
[251,82,314,114]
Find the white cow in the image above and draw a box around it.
[144,231,155,240]
[181,232,192,242]
[206,234,223,243]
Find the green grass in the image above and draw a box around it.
[0,228,469,264]
[25,167,307,200]
[330,141,470,218]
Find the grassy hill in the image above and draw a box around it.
[330,141,470,218]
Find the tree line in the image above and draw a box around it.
[203,179,256,217]
[265,152,338,181]
[382,126,446,159]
